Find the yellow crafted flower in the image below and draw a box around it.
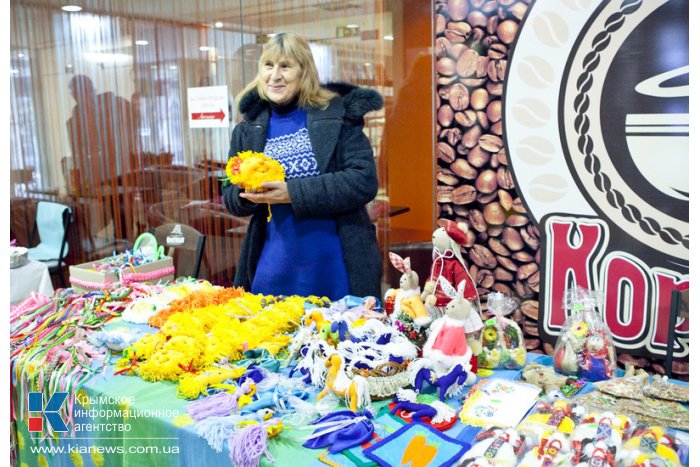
[225,151,285,192]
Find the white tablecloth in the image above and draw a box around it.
[10,260,54,304]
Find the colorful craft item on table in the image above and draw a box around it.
[459,378,541,428]
[392,311,429,349]
[338,411,406,466]
[553,286,616,381]
[117,292,314,391]
[302,409,375,454]
[121,280,214,324]
[146,286,245,328]
[224,150,285,192]
[411,361,474,402]
[187,378,257,421]
[570,411,632,467]
[421,219,478,310]
[519,362,584,399]
[617,426,682,466]
[228,417,285,467]
[364,421,470,467]
[177,366,247,400]
[517,430,571,467]
[477,292,526,370]
[421,277,481,375]
[10,286,148,437]
[643,375,690,403]
[574,389,689,431]
[388,389,457,431]
[458,426,524,466]
[384,252,432,327]
[517,400,577,444]
[93,323,149,352]
[317,352,371,412]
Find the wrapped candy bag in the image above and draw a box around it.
[553,287,617,381]
[570,411,634,467]
[477,292,526,369]
[517,399,584,446]
[616,426,686,466]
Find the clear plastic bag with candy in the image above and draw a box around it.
[617,426,688,466]
[570,410,635,467]
[553,286,617,381]
[477,292,526,369]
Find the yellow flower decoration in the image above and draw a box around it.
[225,151,285,192]
[571,321,589,339]
[483,327,498,342]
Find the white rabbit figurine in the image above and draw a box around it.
[421,277,483,374]
[384,252,432,327]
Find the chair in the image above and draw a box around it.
[150,223,206,279]
[665,289,689,375]
[27,201,73,288]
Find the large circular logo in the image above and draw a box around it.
[560,0,688,262]
[504,0,688,265]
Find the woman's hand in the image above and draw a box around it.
[239,181,291,204]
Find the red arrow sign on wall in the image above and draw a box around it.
[191,109,225,121]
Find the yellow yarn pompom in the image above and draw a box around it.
[70,450,84,467]
[177,366,246,400]
[91,449,105,467]
[225,150,285,192]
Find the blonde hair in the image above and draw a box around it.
[235,32,336,111]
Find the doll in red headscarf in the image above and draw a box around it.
[421,219,483,362]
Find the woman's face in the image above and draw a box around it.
[260,55,302,105]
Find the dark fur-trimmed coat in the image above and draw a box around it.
[222,82,383,298]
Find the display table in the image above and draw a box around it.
[10,259,54,305]
[13,351,687,467]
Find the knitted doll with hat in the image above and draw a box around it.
[421,219,483,359]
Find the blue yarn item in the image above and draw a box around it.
[303,409,374,453]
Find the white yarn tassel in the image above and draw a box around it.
[430,401,456,424]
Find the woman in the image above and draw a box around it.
[222,32,383,300]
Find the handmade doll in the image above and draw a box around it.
[517,430,572,467]
[578,332,615,381]
[617,426,682,466]
[423,277,479,375]
[384,252,432,327]
[570,412,631,467]
[409,277,478,400]
[518,400,577,445]
[317,352,372,412]
[458,426,524,466]
[553,286,617,381]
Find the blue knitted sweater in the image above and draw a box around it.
[250,107,350,299]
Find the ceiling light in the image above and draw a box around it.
[199,46,210,51]
[61,5,82,12]
[169,65,178,70]
[346,24,359,28]
[10,69,19,74]
[215,21,223,28]
[150,65,157,69]
[267,33,277,38]
[383,35,394,40]
[18,53,24,58]
[135,40,149,46]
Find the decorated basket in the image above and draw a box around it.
[351,360,412,400]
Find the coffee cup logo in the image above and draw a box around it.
[504,0,688,358]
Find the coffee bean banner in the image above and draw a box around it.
[433,0,688,381]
